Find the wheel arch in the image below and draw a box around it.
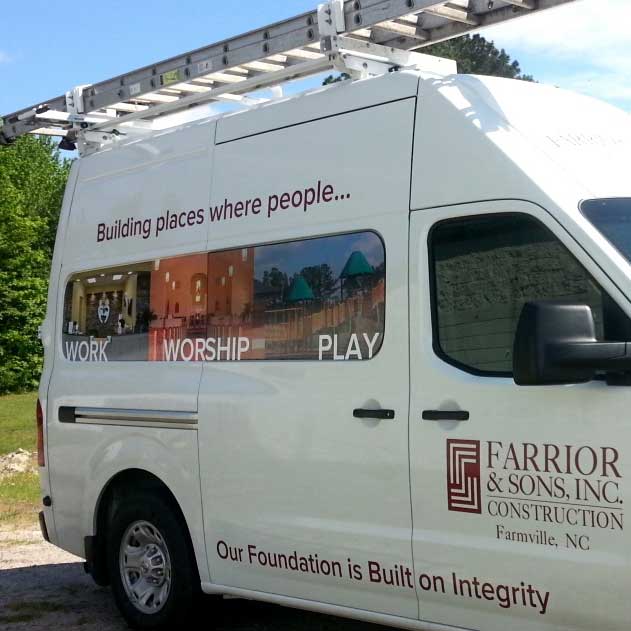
[87,468,200,587]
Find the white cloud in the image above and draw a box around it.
[479,0,631,107]
[483,0,630,54]
[560,72,631,103]
[0,50,11,64]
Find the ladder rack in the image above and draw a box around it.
[1,0,577,152]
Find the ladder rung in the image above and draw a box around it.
[222,67,251,76]
[423,4,480,26]
[206,73,249,84]
[168,83,213,95]
[344,30,372,41]
[110,103,149,113]
[30,128,70,137]
[244,60,290,72]
[502,0,536,9]
[373,20,429,41]
[284,48,323,61]
[135,93,180,104]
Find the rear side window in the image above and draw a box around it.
[429,214,607,376]
[62,231,385,362]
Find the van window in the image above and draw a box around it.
[429,214,608,375]
[581,198,631,263]
[61,231,385,362]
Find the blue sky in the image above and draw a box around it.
[1,0,629,117]
[0,0,313,115]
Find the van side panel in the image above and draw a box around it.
[198,98,417,617]
[46,124,215,584]
[62,124,212,270]
[39,160,82,546]
[216,71,420,144]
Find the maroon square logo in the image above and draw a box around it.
[447,439,482,514]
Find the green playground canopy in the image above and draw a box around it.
[286,275,315,302]
[341,251,374,278]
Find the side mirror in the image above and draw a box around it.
[513,301,631,386]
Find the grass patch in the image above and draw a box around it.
[0,471,40,503]
[0,392,37,456]
[0,392,40,529]
[0,471,40,529]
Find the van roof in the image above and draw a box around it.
[409,72,631,210]
[91,68,631,166]
[102,69,425,152]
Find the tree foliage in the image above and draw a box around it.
[322,72,351,85]
[262,267,289,290]
[299,264,336,299]
[0,137,71,393]
[425,34,533,81]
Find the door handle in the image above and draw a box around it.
[353,408,395,420]
[422,410,469,422]
[59,406,76,423]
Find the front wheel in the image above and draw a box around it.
[107,493,199,629]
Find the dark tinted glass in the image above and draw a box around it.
[430,214,605,374]
[581,198,631,263]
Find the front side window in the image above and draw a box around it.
[430,213,613,375]
[581,198,631,263]
[62,231,385,362]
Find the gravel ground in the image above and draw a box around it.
[0,530,388,631]
[0,530,121,631]
[0,450,34,480]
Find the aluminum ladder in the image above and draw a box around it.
[0,0,577,151]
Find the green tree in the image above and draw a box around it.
[425,34,533,80]
[300,264,336,299]
[0,136,71,393]
[322,72,351,85]
[262,267,289,290]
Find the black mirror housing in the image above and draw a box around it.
[513,302,598,386]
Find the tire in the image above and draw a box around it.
[107,492,200,630]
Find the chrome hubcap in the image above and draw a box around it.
[119,520,172,614]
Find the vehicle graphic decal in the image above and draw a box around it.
[446,438,624,550]
[447,439,482,514]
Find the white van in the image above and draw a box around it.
[33,64,631,630]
